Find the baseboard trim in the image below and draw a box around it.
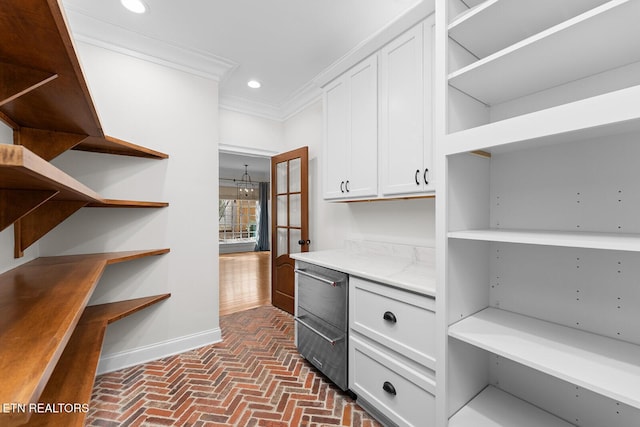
[97,328,223,374]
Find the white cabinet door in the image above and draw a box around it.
[380,23,430,196]
[323,78,348,200]
[346,55,378,198]
[323,56,378,200]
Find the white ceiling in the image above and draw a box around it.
[61,0,423,120]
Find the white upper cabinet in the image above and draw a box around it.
[380,17,434,197]
[322,14,435,201]
[323,55,378,200]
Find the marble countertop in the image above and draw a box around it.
[290,240,436,297]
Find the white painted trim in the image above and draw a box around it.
[313,0,435,88]
[280,82,323,121]
[97,328,222,374]
[219,95,284,121]
[218,143,279,157]
[64,8,236,81]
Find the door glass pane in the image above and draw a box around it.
[277,228,288,257]
[277,162,288,194]
[290,229,301,254]
[277,195,288,226]
[289,194,301,227]
[289,158,301,193]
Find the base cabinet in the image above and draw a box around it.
[349,277,436,427]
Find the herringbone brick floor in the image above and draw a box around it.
[86,305,382,427]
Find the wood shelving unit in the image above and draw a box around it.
[0,0,167,161]
[29,294,171,427]
[0,2,172,426]
[0,144,168,257]
[0,250,169,427]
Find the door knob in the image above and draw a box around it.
[298,239,311,246]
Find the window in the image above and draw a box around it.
[219,198,257,242]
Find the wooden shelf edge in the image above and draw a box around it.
[28,294,171,427]
[34,248,170,267]
[0,144,102,202]
[87,199,169,208]
[75,135,169,159]
[85,293,172,325]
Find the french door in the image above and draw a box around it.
[271,147,309,314]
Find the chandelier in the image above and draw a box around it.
[235,164,257,199]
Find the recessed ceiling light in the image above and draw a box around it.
[121,0,148,14]
[247,80,261,89]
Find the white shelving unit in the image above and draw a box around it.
[448,0,640,105]
[436,0,640,426]
[449,386,573,427]
[449,308,640,409]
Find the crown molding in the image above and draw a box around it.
[312,0,434,88]
[280,81,322,121]
[218,95,285,122]
[64,8,237,81]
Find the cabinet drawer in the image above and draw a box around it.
[296,262,348,330]
[350,277,435,369]
[350,335,435,427]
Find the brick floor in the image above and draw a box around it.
[86,306,382,426]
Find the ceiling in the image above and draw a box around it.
[60,0,423,120]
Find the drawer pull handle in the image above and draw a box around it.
[295,269,338,287]
[383,311,397,323]
[383,381,397,396]
[294,316,344,346]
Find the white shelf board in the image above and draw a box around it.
[448,308,640,409]
[449,0,609,58]
[444,84,640,156]
[447,229,640,252]
[449,385,573,427]
[448,0,640,105]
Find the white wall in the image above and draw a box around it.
[219,108,285,154]
[283,100,351,251]
[38,41,221,373]
[283,100,436,250]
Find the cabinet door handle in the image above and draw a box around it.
[383,381,397,396]
[415,169,420,185]
[383,311,397,323]
[345,180,350,192]
[340,181,345,193]
[423,168,429,185]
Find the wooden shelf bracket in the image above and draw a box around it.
[0,61,58,108]
[14,200,88,258]
[15,127,89,161]
[0,189,58,232]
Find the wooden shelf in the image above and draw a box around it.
[0,250,169,427]
[0,144,168,256]
[88,199,170,208]
[443,84,640,155]
[29,294,170,427]
[0,1,167,160]
[448,308,640,409]
[75,135,169,159]
[448,229,640,252]
[448,0,640,105]
[448,0,609,59]
[449,385,573,427]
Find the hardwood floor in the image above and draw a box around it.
[219,251,271,316]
